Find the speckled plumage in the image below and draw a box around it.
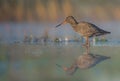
[72,21,110,37]
[60,16,111,37]
[56,16,111,53]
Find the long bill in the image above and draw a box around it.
[56,20,67,28]
[56,64,67,71]
[56,23,62,27]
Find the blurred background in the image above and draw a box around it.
[0,0,120,43]
[0,0,120,81]
[0,0,120,22]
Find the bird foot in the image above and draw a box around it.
[82,44,89,48]
[82,44,87,47]
[83,51,89,55]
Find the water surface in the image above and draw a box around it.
[0,43,119,81]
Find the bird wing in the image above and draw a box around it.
[87,23,111,36]
[78,22,109,37]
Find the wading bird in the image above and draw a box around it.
[56,16,110,53]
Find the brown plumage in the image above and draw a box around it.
[56,16,111,53]
[56,53,110,75]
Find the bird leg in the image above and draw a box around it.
[83,37,90,54]
[86,37,90,54]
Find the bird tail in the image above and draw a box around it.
[105,31,111,34]
[96,31,111,36]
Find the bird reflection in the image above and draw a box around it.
[56,52,110,75]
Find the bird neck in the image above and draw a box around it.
[69,19,78,28]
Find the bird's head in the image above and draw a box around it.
[56,64,78,75]
[56,16,77,27]
[63,66,78,75]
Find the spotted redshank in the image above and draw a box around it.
[56,16,111,53]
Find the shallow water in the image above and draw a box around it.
[0,43,120,81]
